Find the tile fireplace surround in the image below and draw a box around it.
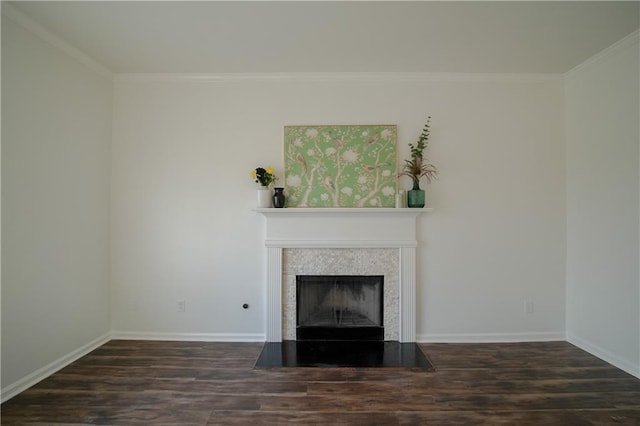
[255,208,428,343]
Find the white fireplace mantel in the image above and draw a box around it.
[254,207,429,215]
[254,207,430,342]
[255,207,430,248]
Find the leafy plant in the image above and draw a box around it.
[399,116,438,186]
[251,166,278,187]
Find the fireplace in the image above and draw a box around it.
[296,275,384,341]
[254,208,426,343]
[283,248,397,341]
[254,208,433,369]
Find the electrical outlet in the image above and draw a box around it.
[177,299,186,313]
[524,300,534,314]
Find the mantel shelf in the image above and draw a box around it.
[254,207,433,217]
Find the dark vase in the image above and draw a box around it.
[407,180,425,208]
[273,187,286,208]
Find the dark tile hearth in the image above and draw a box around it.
[255,341,435,370]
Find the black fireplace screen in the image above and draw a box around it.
[296,275,384,341]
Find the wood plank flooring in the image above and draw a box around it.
[2,340,640,425]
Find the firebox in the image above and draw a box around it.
[296,275,384,341]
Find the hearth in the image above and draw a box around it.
[296,275,384,341]
[255,341,434,369]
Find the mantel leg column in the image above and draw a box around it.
[266,247,283,342]
[399,247,417,343]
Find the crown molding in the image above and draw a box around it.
[2,3,113,81]
[565,29,640,78]
[114,71,563,83]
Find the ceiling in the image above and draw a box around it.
[6,1,640,74]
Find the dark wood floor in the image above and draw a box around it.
[2,340,640,425]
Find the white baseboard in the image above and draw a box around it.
[110,331,266,342]
[5,330,634,405]
[417,331,566,343]
[1,333,111,403]
[567,333,640,379]
[1,331,265,402]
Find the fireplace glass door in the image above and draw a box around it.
[296,275,384,341]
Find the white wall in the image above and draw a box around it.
[565,32,640,377]
[111,74,566,342]
[2,0,638,399]
[1,15,112,397]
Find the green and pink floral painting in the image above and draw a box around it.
[284,125,397,207]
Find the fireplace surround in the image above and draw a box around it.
[284,248,398,340]
[255,208,428,343]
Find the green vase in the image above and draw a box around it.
[407,181,425,208]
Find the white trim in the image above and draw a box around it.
[0,333,111,403]
[568,334,640,379]
[254,207,430,215]
[110,331,266,342]
[259,210,422,342]
[417,331,566,343]
[265,239,418,249]
[114,72,562,83]
[565,30,640,78]
[266,247,283,342]
[399,247,417,342]
[1,3,113,80]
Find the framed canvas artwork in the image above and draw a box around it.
[284,124,397,207]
